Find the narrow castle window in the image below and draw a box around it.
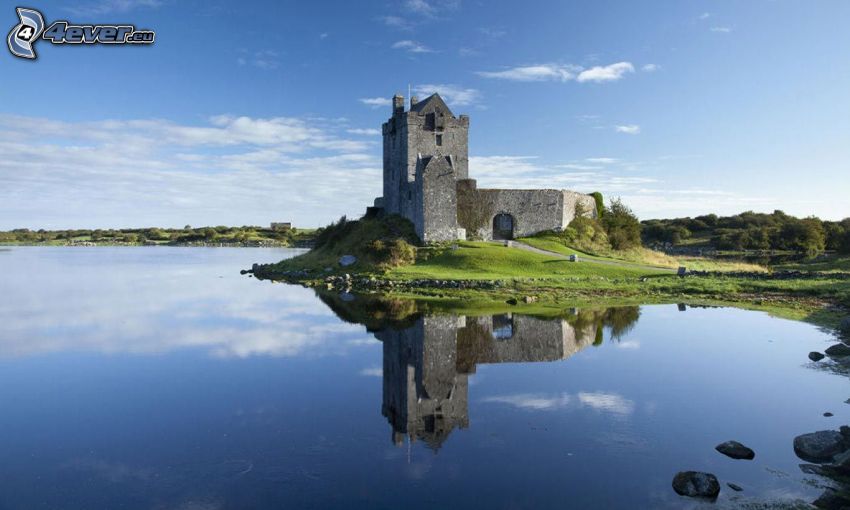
[436,134,443,146]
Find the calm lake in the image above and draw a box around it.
[0,246,847,509]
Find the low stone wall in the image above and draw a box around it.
[456,179,597,240]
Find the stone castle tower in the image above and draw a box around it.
[373,93,597,243]
[379,93,469,242]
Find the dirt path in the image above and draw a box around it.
[507,241,677,273]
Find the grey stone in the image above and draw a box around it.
[826,344,850,357]
[840,317,850,334]
[810,351,826,361]
[672,471,720,499]
[677,266,688,276]
[715,440,755,460]
[339,255,357,267]
[813,488,850,510]
[727,483,743,492]
[794,430,847,463]
[826,412,834,417]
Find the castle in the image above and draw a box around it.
[372,93,598,242]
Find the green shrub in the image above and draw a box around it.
[590,192,605,218]
[602,198,641,250]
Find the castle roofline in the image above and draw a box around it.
[409,93,454,117]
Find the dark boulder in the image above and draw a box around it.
[826,344,850,357]
[794,430,848,463]
[813,488,850,510]
[727,483,743,492]
[810,351,826,362]
[672,471,720,499]
[715,440,755,460]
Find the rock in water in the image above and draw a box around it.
[794,431,847,463]
[809,351,826,361]
[715,440,755,460]
[672,471,720,499]
[825,343,850,357]
[813,488,850,510]
[727,483,743,492]
[338,255,357,267]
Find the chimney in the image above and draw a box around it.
[392,94,404,114]
[410,96,419,108]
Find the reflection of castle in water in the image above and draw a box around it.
[375,313,602,450]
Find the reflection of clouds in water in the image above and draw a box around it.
[482,391,634,416]
[482,393,572,410]
[616,340,641,350]
[0,248,372,358]
[577,392,635,415]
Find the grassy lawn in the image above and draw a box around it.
[518,234,765,272]
[777,255,850,273]
[389,241,665,280]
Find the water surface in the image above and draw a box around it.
[0,247,846,509]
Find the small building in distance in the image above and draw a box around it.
[270,222,292,231]
[372,93,597,243]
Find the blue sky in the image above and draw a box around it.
[1,0,848,229]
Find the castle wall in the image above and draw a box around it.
[457,180,598,240]
[418,156,460,242]
[405,113,469,181]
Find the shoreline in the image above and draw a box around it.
[249,266,850,335]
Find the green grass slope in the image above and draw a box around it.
[390,241,665,280]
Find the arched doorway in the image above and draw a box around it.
[493,213,514,240]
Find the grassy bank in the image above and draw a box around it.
[0,225,316,247]
[253,216,850,335]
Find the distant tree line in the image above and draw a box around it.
[642,210,850,256]
[0,225,313,246]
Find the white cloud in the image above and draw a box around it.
[65,0,160,16]
[615,125,641,135]
[699,12,712,20]
[0,114,381,229]
[413,83,482,107]
[585,157,619,164]
[642,64,660,72]
[359,367,383,377]
[711,26,732,33]
[237,50,280,70]
[392,40,434,54]
[576,62,635,83]
[359,97,391,108]
[478,61,635,84]
[347,128,381,136]
[380,15,413,30]
[405,0,436,16]
[477,64,578,82]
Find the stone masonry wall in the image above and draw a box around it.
[457,183,596,240]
